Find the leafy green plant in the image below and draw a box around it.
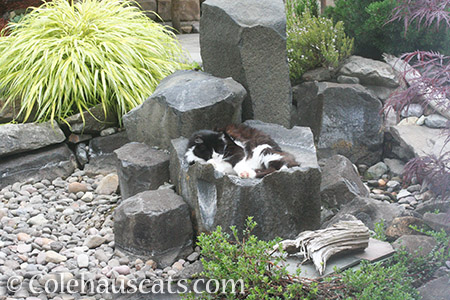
[286,0,353,81]
[341,260,419,300]
[183,217,319,300]
[373,219,387,241]
[325,0,450,59]
[0,0,189,125]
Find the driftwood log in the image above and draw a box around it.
[383,53,450,120]
[277,221,370,275]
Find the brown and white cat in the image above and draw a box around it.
[185,124,299,178]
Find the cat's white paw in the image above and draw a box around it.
[239,169,256,179]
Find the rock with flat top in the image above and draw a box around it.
[114,189,193,268]
[123,70,245,150]
[115,142,170,199]
[170,120,321,240]
[0,121,65,157]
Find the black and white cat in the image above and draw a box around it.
[185,124,299,179]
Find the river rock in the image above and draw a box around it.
[123,70,245,150]
[200,0,291,127]
[170,120,321,240]
[115,142,170,199]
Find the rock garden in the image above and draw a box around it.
[0,0,449,299]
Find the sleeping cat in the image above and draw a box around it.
[184,124,299,178]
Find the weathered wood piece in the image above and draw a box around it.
[383,54,450,120]
[277,221,370,275]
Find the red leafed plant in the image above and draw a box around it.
[385,0,450,200]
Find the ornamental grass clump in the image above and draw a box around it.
[0,0,189,125]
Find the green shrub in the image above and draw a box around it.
[326,0,450,59]
[286,0,354,82]
[182,217,315,300]
[0,0,189,125]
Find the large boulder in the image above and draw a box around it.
[114,189,193,268]
[0,144,77,189]
[293,82,383,165]
[319,155,369,210]
[114,142,170,199]
[418,275,450,300]
[170,120,321,240]
[200,0,292,127]
[322,196,407,230]
[338,56,400,88]
[388,124,450,160]
[84,131,130,175]
[0,122,65,157]
[123,70,245,150]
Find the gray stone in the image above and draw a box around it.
[302,68,332,82]
[364,85,397,101]
[389,124,450,160]
[84,131,130,175]
[400,103,424,118]
[45,250,67,263]
[75,143,89,167]
[0,144,77,189]
[423,212,450,234]
[319,155,369,209]
[336,75,360,84]
[0,121,65,157]
[65,104,118,134]
[365,162,388,180]
[95,173,119,195]
[292,82,322,141]
[200,0,291,127]
[418,275,450,300]
[392,235,437,257]
[115,142,170,199]
[385,216,426,240]
[123,70,245,150]
[338,56,399,88]
[322,196,406,230]
[174,260,204,279]
[84,235,106,249]
[294,82,383,164]
[27,214,48,226]
[424,114,448,128]
[383,158,405,176]
[170,120,321,240]
[114,189,193,268]
[77,254,89,268]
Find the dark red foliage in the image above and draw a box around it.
[387,1,450,201]
[390,0,450,34]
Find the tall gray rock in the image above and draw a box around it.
[0,121,65,157]
[170,120,321,240]
[200,0,292,127]
[114,189,193,268]
[293,82,383,165]
[123,70,245,150]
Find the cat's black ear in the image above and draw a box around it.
[194,137,203,144]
